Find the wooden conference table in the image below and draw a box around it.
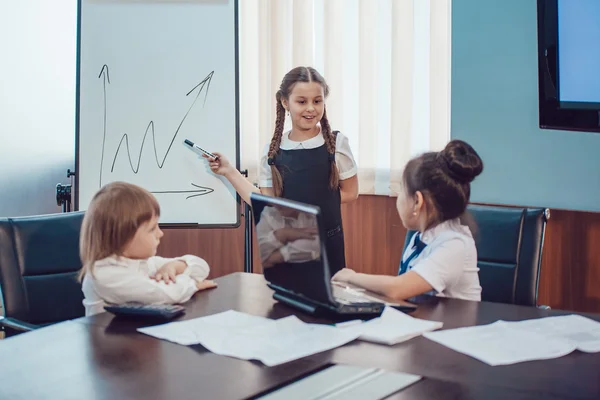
[0,273,598,399]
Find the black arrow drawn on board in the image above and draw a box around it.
[151,182,215,200]
[96,64,216,199]
[98,64,110,188]
[109,70,214,173]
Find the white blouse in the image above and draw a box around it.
[403,219,482,301]
[258,128,357,188]
[255,206,321,264]
[81,254,210,316]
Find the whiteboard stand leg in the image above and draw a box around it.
[244,200,253,273]
[56,169,76,213]
[56,183,72,213]
[241,169,253,273]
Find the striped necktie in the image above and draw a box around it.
[398,233,427,275]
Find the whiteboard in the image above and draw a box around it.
[75,0,239,226]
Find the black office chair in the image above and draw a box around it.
[402,205,549,306]
[0,212,85,337]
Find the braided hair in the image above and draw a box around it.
[267,66,339,196]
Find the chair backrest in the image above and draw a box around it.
[514,208,549,306]
[0,212,85,324]
[402,205,549,306]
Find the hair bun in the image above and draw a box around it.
[439,140,483,184]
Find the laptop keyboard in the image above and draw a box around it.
[332,285,375,304]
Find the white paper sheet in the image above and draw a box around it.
[138,310,362,366]
[336,307,443,345]
[421,312,600,367]
[506,314,600,353]
[424,320,578,366]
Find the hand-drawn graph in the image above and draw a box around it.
[97,64,215,199]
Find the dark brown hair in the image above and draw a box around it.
[403,140,483,231]
[267,66,339,197]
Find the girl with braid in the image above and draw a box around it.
[204,66,359,274]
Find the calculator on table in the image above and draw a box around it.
[104,303,186,320]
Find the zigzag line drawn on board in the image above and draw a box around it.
[97,64,215,199]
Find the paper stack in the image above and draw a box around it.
[336,306,443,345]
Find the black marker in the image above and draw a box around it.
[184,139,219,161]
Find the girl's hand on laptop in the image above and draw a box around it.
[332,268,356,284]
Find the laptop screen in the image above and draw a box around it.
[250,193,333,305]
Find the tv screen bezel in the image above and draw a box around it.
[537,0,600,133]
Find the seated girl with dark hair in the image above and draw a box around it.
[332,140,484,301]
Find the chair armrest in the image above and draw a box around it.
[0,316,40,335]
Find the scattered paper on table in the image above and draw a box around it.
[138,310,361,366]
[506,314,600,353]
[423,314,600,366]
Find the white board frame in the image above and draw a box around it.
[74,0,241,228]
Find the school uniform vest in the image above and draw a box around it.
[272,135,346,274]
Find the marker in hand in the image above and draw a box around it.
[183,139,219,161]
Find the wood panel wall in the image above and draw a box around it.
[157,196,600,313]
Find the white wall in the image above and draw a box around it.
[0,0,77,217]
[452,0,600,212]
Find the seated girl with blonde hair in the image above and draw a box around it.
[79,182,216,316]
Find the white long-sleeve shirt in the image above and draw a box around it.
[81,254,210,316]
[256,206,321,264]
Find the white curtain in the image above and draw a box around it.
[239,0,451,195]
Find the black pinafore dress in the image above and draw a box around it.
[272,133,346,275]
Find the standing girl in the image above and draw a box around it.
[206,66,359,274]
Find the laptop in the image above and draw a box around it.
[250,193,416,320]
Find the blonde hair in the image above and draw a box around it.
[78,182,160,281]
